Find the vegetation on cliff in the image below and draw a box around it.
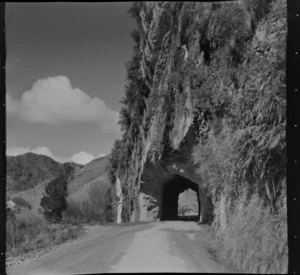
[107,0,287,273]
[190,1,287,272]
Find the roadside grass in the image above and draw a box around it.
[195,192,287,274]
[6,215,84,259]
[64,181,113,224]
[195,224,241,273]
[215,193,288,274]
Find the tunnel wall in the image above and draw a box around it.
[138,158,213,223]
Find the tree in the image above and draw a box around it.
[6,203,17,249]
[62,162,77,181]
[40,174,68,222]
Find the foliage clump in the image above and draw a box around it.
[190,0,287,272]
[106,2,150,220]
[191,0,286,212]
[6,213,83,259]
[40,174,68,223]
[64,180,114,224]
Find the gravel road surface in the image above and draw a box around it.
[7,221,232,274]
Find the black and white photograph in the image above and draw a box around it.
[4,1,289,274]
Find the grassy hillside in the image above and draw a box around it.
[68,175,108,203]
[7,154,110,222]
[65,155,111,223]
[8,179,53,220]
[68,155,109,196]
[7,153,82,192]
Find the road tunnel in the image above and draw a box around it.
[160,174,200,221]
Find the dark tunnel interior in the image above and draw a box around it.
[160,174,200,221]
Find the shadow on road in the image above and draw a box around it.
[165,215,199,222]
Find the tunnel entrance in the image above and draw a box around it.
[160,174,200,221]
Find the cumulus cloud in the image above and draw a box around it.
[70,151,106,165]
[6,146,105,165]
[7,76,120,134]
[6,146,31,156]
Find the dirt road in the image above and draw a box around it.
[7,221,232,274]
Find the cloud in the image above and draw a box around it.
[70,151,106,165]
[7,76,120,134]
[6,146,30,156]
[6,146,105,165]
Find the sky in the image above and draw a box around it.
[5,2,136,165]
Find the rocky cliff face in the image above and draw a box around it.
[108,1,287,272]
[113,2,215,224]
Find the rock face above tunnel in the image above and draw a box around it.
[110,2,215,224]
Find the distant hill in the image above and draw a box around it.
[7,153,110,219]
[7,152,82,193]
[67,155,110,196]
[8,178,54,219]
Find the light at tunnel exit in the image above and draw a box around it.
[178,188,199,217]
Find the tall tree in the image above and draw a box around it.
[40,174,68,222]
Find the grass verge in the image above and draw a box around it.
[6,215,84,259]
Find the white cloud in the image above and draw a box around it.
[6,146,105,165]
[7,76,120,134]
[6,146,30,156]
[70,151,106,165]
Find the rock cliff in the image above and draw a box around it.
[107,1,287,272]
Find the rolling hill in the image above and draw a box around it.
[8,178,54,219]
[7,152,82,193]
[67,155,109,196]
[7,153,110,219]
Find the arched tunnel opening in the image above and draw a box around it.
[178,188,199,220]
[160,174,200,221]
